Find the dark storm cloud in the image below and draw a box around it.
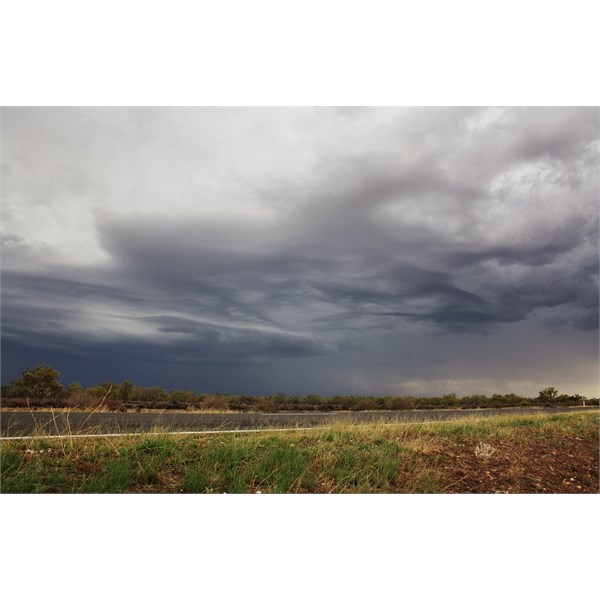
[1,107,598,394]
[91,182,597,339]
[1,267,328,362]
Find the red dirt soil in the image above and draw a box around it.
[434,435,599,493]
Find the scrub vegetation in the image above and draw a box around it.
[2,364,597,412]
[1,411,597,494]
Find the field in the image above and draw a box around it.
[1,411,598,493]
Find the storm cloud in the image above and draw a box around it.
[1,107,598,396]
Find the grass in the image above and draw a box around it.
[1,411,598,494]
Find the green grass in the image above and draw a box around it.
[1,411,598,493]
[84,454,136,493]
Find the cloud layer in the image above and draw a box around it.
[2,107,598,395]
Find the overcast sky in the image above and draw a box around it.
[1,107,598,397]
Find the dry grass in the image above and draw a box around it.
[1,411,598,494]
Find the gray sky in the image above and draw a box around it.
[1,107,598,396]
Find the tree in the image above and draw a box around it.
[169,389,198,403]
[148,386,167,401]
[12,364,63,401]
[120,380,134,402]
[537,387,558,402]
[67,381,83,395]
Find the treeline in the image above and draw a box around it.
[1,364,597,412]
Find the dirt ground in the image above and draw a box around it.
[430,435,599,493]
